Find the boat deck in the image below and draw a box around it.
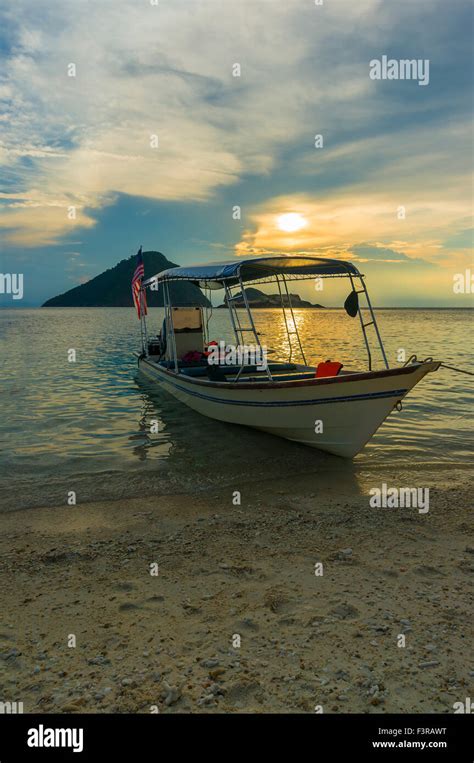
[142,357,356,383]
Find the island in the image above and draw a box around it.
[217,287,325,309]
[42,251,210,307]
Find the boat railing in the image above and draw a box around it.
[348,272,389,371]
[224,280,273,381]
[275,275,307,366]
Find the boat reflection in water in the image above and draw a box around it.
[133,371,364,499]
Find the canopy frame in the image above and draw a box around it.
[140,256,389,373]
[142,255,362,291]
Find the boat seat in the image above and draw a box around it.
[179,370,317,383]
[242,372,316,382]
[179,366,208,376]
[178,362,298,377]
[273,372,316,381]
[159,359,203,369]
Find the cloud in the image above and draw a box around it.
[440,227,474,250]
[349,244,434,267]
[233,188,470,269]
[0,0,471,264]
[0,0,397,245]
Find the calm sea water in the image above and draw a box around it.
[0,308,472,511]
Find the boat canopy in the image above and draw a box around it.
[142,255,361,290]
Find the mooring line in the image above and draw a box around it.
[439,363,474,377]
[403,354,474,377]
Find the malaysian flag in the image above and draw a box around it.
[131,246,147,319]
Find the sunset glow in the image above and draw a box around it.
[276,213,308,233]
[0,0,471,307]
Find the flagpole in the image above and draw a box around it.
[139,292,145,353]
[139,244,148,353]
[132,244,148,355]
[140,287,148,352]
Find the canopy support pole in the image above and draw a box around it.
[138,296,145,354]
[203,286,213,346]
[139,288,148,353]
[233,276,272,381]
[348,274,388,371]
[226,285,249,381]
[349,273,372,370]
[224,283,241,346]
[164,279,179,373]
[278,275,307,366]
[360,276,388,369]
[275,276,292,363]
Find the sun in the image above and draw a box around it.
[276,212,308,233]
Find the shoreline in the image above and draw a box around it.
[1,477,472,713]
[1,459,471,515]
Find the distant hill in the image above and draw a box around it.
[42,251,210,307]
[217,287,324,309]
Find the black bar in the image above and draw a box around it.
[0,712,471,761]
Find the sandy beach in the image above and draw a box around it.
[1,471,472,714]
[1,0,473,747]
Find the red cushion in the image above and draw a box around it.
[315,361,343,378]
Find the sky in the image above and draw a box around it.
[0,0,472,307]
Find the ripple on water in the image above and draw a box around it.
[0,307,472,510]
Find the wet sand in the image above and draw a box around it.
[0,473,472,713]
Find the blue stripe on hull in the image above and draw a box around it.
[140,361,408,408]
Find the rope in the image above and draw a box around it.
[439,363,474,377]
[403,354,474,376]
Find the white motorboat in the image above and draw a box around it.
[134,256,440,457]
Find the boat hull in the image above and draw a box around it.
[138,358,439,457]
